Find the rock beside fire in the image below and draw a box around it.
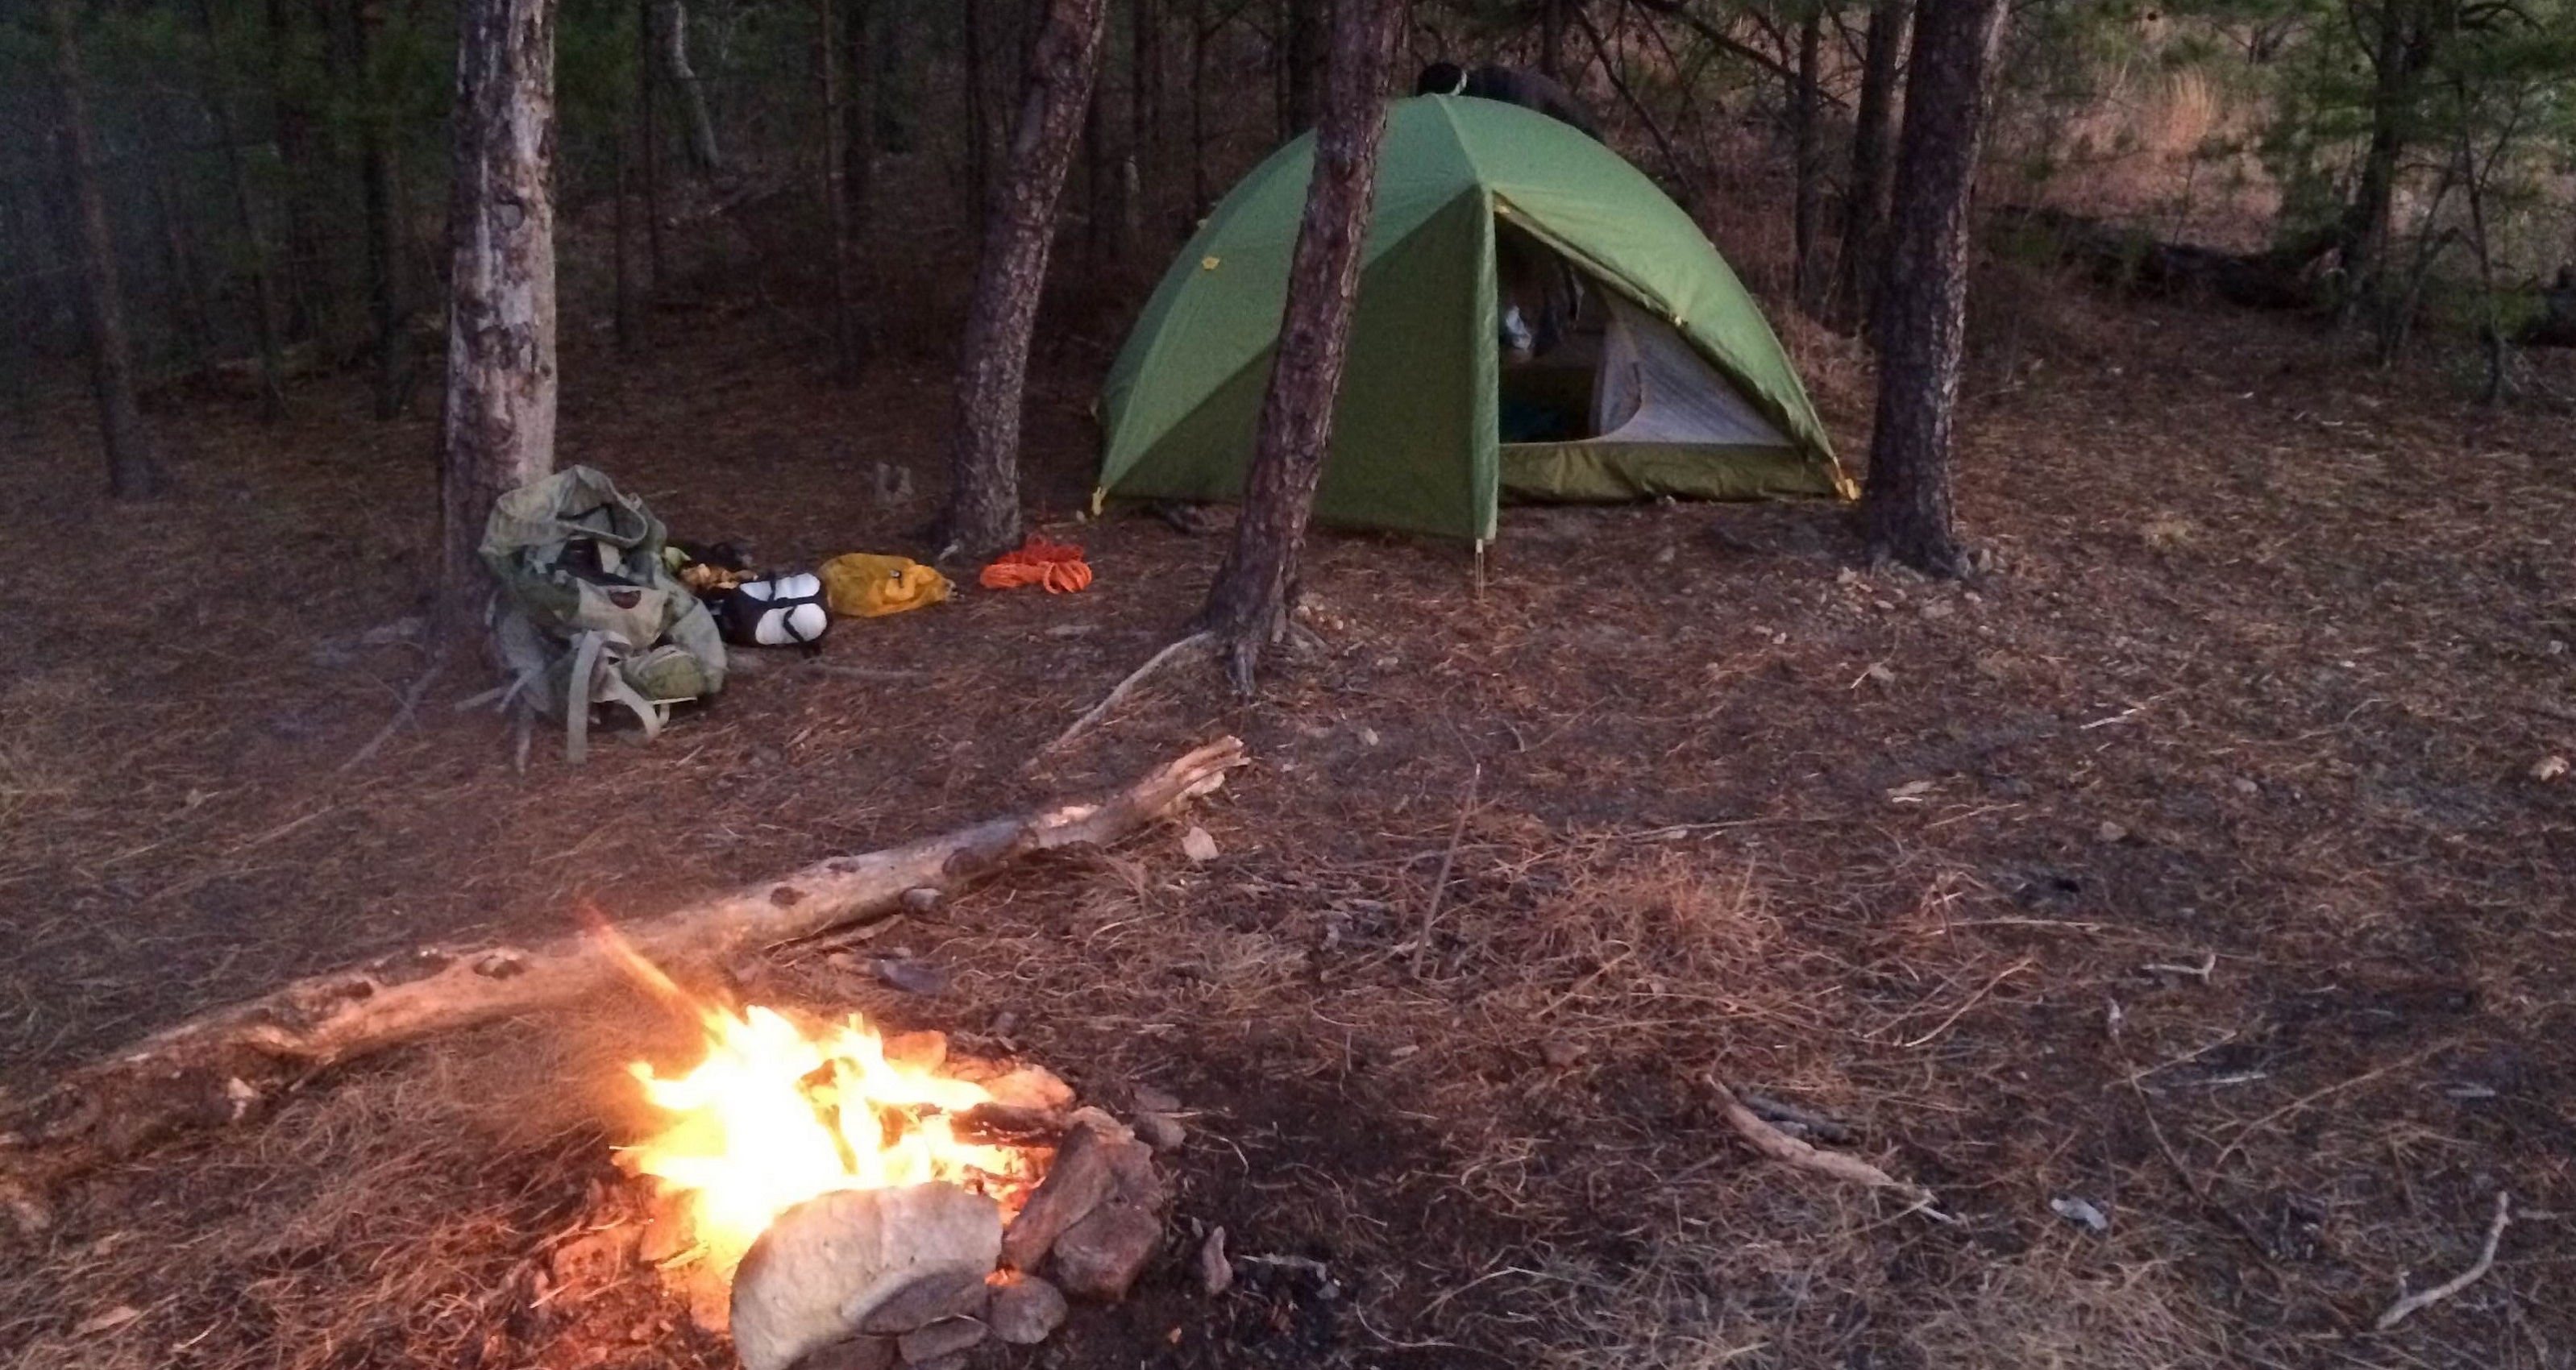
[854,1270,988,1334]
[729,1183,1003,1370]
[987,1272,1068,1344]
[999,1119,1128,1271]
[1046,1120,1169,1302]
[894,1315,987,1364]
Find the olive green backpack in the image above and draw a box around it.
[473,466,727,762]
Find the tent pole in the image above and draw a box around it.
[1472,538,1487,600]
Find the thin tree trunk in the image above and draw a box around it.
[143,125,214,373]
[658,0,725,172]
[438,0,559,629]
[966,0,991,224]
[264,0,326,343]
[1282,0,1325,135]
[1833,0,1905,334]
[2457,122,2509,405]
[615,115,638,353]
[1789,5,1825,316]
[197,0,290,421]
[1085,77,1111,259]
[821,0,865,380]
[1860,0,2009,577]
[640,0,667,286]
[45,0,160,499]
[1191,0,1211,213]
[938,0,1113,558]
[1131,0,1157,226]
[843,0,875,236]
[1540,0,1565,79]
[358,0,412,417]
[1195,0,1402,691]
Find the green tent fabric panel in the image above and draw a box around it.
[1099,101,1483,492]
[1500,442,1834,502]
[1101,191,1495,541]
[1308,189,1494,540]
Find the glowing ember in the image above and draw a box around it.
[623,1003,1035,1264]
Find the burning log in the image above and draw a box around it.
[0,738,1248,1232]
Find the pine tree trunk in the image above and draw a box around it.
[843,0,875,236]
[2339,0,2418,322]
[1539,0,1564,80]
[1190,0,1211,214]
[966,0,991,224]
[438,0,558,629]
[639,0,667,285]
[614,115,638,354]
[195,0,290,421]
[45,0,160,499]
[1282,0,1325,135]
[264,0,326,344]
[1861,0,2008,578]
[937,0,1112,558]
[1789,6,1824,316]
[657,0,725,173]
[357,0,413,416]
[143,124,214,373]
[1195,0,1401,691]
[1130,0,1157,224]
[1833,0,1906,335]
[821,0,866,380]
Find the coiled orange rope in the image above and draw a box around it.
[979,533,1094,593]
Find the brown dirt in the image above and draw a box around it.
[2,274,2573,1370]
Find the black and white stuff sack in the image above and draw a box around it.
[713,572,829,649]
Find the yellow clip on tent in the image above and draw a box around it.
[1096,95,1855,542]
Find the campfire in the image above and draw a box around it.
[610,978,1178,1370]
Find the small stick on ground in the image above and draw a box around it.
[2376,1192,2512,1331]
[1039,632,1215,756]
[1409,764,1480,976]
[1706,1073,1938,1210]
[340,646,451,772]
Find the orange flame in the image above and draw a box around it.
[600,931,1032,1264]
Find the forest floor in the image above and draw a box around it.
[2,276,2573,1370]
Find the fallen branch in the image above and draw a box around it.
[0,737,1249,1232]
[339,645,451,773]
[2376,1192,2512,1330]
[1038,632,1215,757]
[1706,1074,1940,1214]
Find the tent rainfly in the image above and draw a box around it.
[1095,95,1856,542]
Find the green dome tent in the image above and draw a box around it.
[1096,95,1855,542]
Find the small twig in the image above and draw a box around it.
[803,662,929,682]
[2209,1043,2451,1177]
[1409,765,1481,976]
[2140,952,2218,983]
[2376,1192,2512,1331]
[1038,632,1215,757]
[1896,956,2035,1048]
[1706,1074,1942,1214]
[2117,1046,2286,1268]
[340,646,451,773]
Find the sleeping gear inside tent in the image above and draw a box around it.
[1095,94,1856,542]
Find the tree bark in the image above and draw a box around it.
[821,0,866,380]
[2338,0,2425,322]
[1190,0,1211,213]
[1282,0,1326,135]
[1539,0,1566,81]
[1861,0,2009,577]
[966,0,992,224]
[1195,0,1402,691]
[45,0,160,499]
[640,0,667,286]
[1789,5,1825,316]
[1832,0,1906,335]
[937,0,1113,558]
[357,0,413,416]
[264,0,327,344]
[438,0,559,629]
[0,738,1248,1234]
[1131,0,1158,226]
[658,0,726,172]
[843,0,875,238]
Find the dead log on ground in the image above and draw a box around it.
[1995,206,2333,313]
[0,737,1248,1234]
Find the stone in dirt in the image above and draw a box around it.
[987,1272,1069,1344]
[1049,1133,1168,1301]
[1199,1226,1232,1296]
[1135,1111,1185,1151]
[791,1335,897,1370]
[1049,1202,1163,1302]
[1000,1121,1130,1271]
[1132,1085,1181,1113]
[855,1269,990,1334]
[729,1182,1003,1370]
[895,1316,987,1364]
